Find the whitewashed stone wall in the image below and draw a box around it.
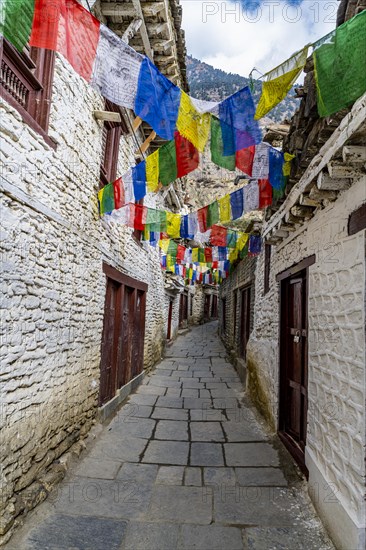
[0,54,179,541]
[247,176,366,549]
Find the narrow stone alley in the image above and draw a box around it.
[7,322,333,550]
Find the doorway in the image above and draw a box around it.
[99,264,147,406]
[167,299,173,340]
[278,262,310,473]
[239,286,251,358]
[179,292,188,328]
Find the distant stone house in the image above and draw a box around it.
[219,16,366,550]
[0,0,191,542]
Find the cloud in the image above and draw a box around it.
[182,0,337,77]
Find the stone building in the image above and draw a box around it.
[0,0,190,542]
[218,3,366,547]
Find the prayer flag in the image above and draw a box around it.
[268,148,285,190]
[146,150,160,193]
[159,140,177,186]
[122,169,135,204]
[218,195,231,223]
[235,146,255,175]
[192,248,199,262]
[210,117,235,171]
[113,177,125,209]
[135,57,181,140]
[205,248,213,263]
[252,143,270,179]
[207,201,219,228]
[258,179,272,209]
[314,11,366,117]
[244,181,259,213]
[237,232,249,251]
[0,0,34,51]
[187,212,198,239]
[98,183,114,215]
[166,212,181,238]
[175,132,199,178]
[177,245,186,262]
[210,225,227,247]
[249,235,262,256]
[219,87,262,155]
[132,161,146,200]
[30,0,100,81]
[176,92,211,152]
[197,206,208,233]
[167,240,178,258]
[227,230,237,248]
[255,46,309,119]
[180,215,189,239]
[90,24,143,109]
[132,203,147,230]
[230,188,244,220]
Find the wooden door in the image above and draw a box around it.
[211,295,218,318]
[204,295,210,320]
[239,286,251,358]
[99,264,148,406]
[279,270,308,471]
[179,293,188,327]
[167,300,173,340]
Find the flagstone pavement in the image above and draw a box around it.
[8,322,334,550]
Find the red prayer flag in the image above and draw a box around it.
[212,261,218,269]
[204,248,213,263]
[30,0,100,81]
[127,203,147,230]
[236,145,255,176]
[197,206,208,233]
[175,132,199,178]
[113,177,125,209]
[258,178,272,209]
[210,225,227,247]
[177,245,186,262]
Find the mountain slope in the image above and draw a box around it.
[186,55,299,123]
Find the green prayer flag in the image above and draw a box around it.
[314,11,366,117]
[168,241,178,257]
[0,0,35,51]
[198,248,205,262]
[98,183,115,215]
[210,117,235,171]
[207,201,219,228]
[159,140,177,186]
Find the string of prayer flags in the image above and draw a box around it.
[219,87,262,156]
[227,230,237,249]
[90,25,143,110]
[197,207,208,233]
[252,143,270,179]
[255,46,309,120]
[30,0,101,81]
[230,188,244,220]
[135,57,181,141]
[159,140,177,186]
[176,92,211,152]
[258,179,273,209]
[0,0,34,51]
[210,117,236,171]
[244,181,259,213]
[175,132,200,179]
[218,195,231,223]
[313,10,366,117]
[98,183,115,216]
[146,150,160,193]
[132,162,147,200]
[249,235,262,256]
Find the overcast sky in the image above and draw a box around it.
[181,0,337,77]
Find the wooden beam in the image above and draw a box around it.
[299,193,320,207]
[317,171,351,191]
[132,116,143,132]
[342,145,366,164]
[309,186,337,201]
[262,91,366,238]
[327,160,363,179]
[291,205,314,219]
[148,22,169,36]
[93,110,121,123]
[101,2,165,18]
[122,18,142,43]
[131,0,154,60]
[134,130,156,156]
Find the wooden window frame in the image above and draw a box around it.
[348,203,366,236]
[0,38,56,148]
[100,100,128,186]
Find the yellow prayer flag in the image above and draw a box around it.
[143,226,150,241]
[229,248,239,263]
[176,91,211,152]
[255,46,309,120]
[283,152,295,177]
[166,212,181,238]
[146,149,160,193]
[167,255,175,270]
[159,239,170,253]
[192,248,199,262]
[218,194,231,223]
[237,232,249,251]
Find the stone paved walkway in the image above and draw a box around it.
[8,322,334,550]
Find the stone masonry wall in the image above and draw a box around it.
[247,176,366,536]
[0,53,179,541]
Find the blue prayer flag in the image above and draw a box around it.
[249,235,262,255]
[230,188,244,220]
[268,148,285,190]
[219,87,262,156]
[135,57,181,140]
[218,246,228,261]
[132,161,146,200]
